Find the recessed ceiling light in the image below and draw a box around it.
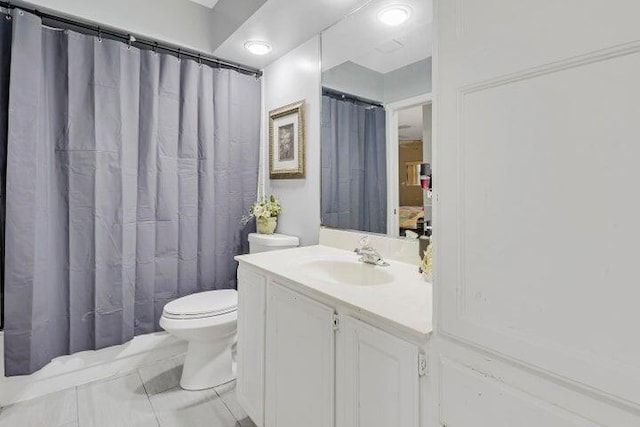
[377,5,412,26]
[244,41,272,56]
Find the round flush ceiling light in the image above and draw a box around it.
[244,41,272,56]
[377,5,412,26]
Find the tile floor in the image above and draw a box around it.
[0,355,256,427]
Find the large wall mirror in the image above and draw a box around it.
[320,0,433,237]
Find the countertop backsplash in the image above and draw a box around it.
[318,227,420,266]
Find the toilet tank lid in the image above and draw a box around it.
[248,233,300,247]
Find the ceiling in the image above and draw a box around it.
[187,0,219,8]
[214,0,370,69]
[321,0,433,74]
[398,105,424,141]
[349,21,431,74]
[205,0,432,71]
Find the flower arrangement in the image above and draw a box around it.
[420,241,433,281]
[242,195,282,234]
[252,195,282,219]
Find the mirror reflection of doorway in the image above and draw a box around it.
[397,103,432,237]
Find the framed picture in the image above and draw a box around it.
[269,100,305,179]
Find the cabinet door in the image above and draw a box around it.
[265,283,335,427]
[237,266,267,426]
[337,315,420,427]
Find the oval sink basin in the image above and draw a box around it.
[297,258,394,286]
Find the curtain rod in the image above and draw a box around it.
[0,1,262,78]
[322,87,383,108]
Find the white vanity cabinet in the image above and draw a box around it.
[236,264,426,427]
[265,282,335,427]
[336,315,421,427]
[236,267,267,425]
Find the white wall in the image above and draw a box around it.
[263,36,322,246]
[422,104,432,165]
[422,104,432,221]
[322,61,384,102]
[383,58,432,103]
[321,58,432,104]
[14,0,218,54]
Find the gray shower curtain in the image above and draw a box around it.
[321,95,387,234]
[0,14,10,331]
[3,10,260,376]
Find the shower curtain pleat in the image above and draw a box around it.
[136,50,160,336]
[321,95,387,234]
[0,13,11,331]
[3,10,260,376]
[363,107,387,232]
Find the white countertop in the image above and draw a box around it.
[235,245,432,338]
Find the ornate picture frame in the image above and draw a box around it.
[269,100,305,179]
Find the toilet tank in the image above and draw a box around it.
[248,233,300,253]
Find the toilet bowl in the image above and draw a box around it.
[159,289,238,391]
[159,234,298,390]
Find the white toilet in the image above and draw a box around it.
[248,232,300,253]
[160,232,299,390]
[160,290,238,390]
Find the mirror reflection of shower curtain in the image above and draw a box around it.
[321,95,387,234]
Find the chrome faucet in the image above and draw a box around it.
[354,236,390,267]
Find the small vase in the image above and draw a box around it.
[257,217,277,234]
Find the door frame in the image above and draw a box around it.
[385,93,433,236]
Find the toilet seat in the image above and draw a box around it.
[162,289,238,320]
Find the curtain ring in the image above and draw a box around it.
[177,48,181,62]
[97,27,102,42]
[4,1,11,20]
[197,54,202,67]
[153,41,158,56]
[127,35,135,50]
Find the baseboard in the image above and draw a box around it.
[0,331,187,406]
